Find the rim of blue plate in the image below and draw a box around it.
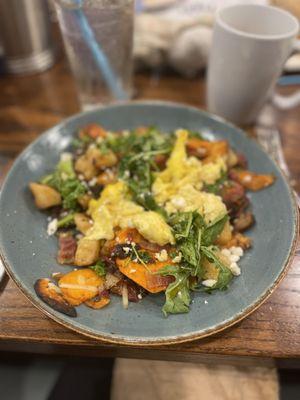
[0,100,298,346]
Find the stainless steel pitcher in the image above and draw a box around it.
[0,0,55,74]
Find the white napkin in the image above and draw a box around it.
[134,0,270,77]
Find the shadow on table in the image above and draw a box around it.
[0,353,114,400]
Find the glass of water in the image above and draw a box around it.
[55,0,134,110]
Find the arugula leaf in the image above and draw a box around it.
[202,215,228,246]
[201,246,233,290]
[169,212,205,276]
[41,159,86,211]
[90,260,106,276]
[115,128,172,214]
[158,265,191,316]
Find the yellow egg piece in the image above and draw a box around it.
[152,129,228,224]
[85,181,174,246]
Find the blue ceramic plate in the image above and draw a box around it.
[0,101,298,345]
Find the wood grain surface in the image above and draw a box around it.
[0,55,299,361]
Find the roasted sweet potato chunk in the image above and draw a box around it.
[186,139,228,163]
[85,296,110,309]
[230,169,275,191]
[29,183,61,209]
[34,278,76,317]
[75,238,101,266]
[116,257,174,294]
[79,124,107,140]
[58,269,104,306]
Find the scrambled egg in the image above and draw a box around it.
[85,181,174,246]
[165,185,227,224]
[152,129,227,223]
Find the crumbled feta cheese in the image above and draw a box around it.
[221,248,231,257]
[88,143,96,150]
[88,177,97,187]
[78,174,85,181]
[172,252,182,263]
[171,196,186,209]
[202,279,217,288]
[47,218,58,236]
[155,249,168,262]
[230,254,240,263]
[123,247,131,254]
[60,152,72,162]
[123,170,130,179]
[231,246,244,257]
[138,293,143,300]
[229,262,241,276]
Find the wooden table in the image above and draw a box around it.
[0,57,299,367]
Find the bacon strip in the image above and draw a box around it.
[57,235,77,265]
[146,274,175,291]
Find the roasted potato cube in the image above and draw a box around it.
[75,238,101,266]
[215,221,233,245]
[94,150,118,168]
[75,152,98,181]
[97,169,117,186]
[58,269,104,306]
[34,278,76,317]
[29,182,61,209]
[78,194,92,209]
[74,213,93,234]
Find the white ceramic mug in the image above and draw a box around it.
[207,4,299,125]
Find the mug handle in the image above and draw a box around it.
[272,39,300,110]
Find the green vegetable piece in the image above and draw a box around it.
[40,158,86,211]
[90,260,106,277]
[202,215,228,247]
[57,213,75,229]
[158,265,191,316]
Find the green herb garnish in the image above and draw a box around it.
[158,265,191,316]
[90,260,106,277]
[57,213,75,229]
